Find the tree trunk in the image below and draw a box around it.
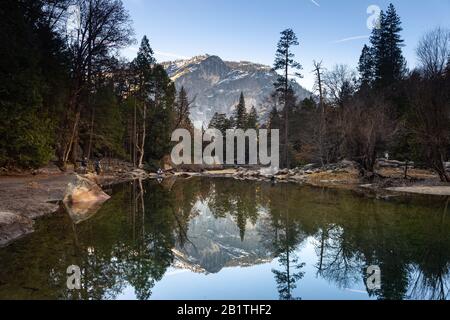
[133,97,137,167]
[63,109,80,166]
[404,160,409,179]
[137,104,146,169]
[87,106,95,160]
[284,50,290,169]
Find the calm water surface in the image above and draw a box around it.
[0,178,449,300]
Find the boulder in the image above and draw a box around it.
[130,169,149,179]
[64,201,104,225]
[339,160,357,168]
[302,163,320,171]
[0,212,34,247]
[259,167,279,177]
[277,168,289,175]
[63,175,110,205]
[63,175,110,224]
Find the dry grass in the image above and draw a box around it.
[305,169,361,186]
[377,167,438,180]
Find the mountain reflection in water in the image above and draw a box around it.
[0,178,449,300]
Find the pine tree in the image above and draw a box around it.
[232,92,248,129]
[370,4,406,88]
[246,106,258,130]
[358,44,375,89]
[268,107,282,130]
[90,83,125,158]
[174,86,192,130]
[132,36,156,168]
[145,64,176,163]
[209,113,231,135]
[273,29,302,168]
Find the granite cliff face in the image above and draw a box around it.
[173,201,273,274]
[162,55,311,126]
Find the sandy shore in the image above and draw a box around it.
[386,186,450,196]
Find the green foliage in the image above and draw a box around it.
[369,4,406,88]
[273,28,303,92]
[246,106,258,130]
[0,0,56,168]
[209,112,232,135]
[232,92,248,129]
[358,44,375,89]
[174,86,193,130]
[90,84,125,158]
[144,65,176,162]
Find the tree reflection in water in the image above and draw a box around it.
[0,178,449,300]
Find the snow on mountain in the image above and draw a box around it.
[162,55,311,127]
[171,200,274,274]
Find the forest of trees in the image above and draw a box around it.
[0,0,191,170]
[1,2,449,181]
[265,4,450,181]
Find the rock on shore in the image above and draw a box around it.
[63,175,110,204]
[0,212,34,247]
[63,175,111,224]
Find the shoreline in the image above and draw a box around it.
[1,164,449,247]
[0,171,138,247]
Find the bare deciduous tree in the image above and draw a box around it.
[60,0,134,167]
[323,64,357,108]
[416,27,450,78]
[407,73,450,182]
[341,95,394,177]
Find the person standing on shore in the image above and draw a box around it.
[94,159,102,175]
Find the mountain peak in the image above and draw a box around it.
[163,55,311,127]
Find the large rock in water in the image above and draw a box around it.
[63,175,110,223]
[0,212,34,247]
[64,175,110,204]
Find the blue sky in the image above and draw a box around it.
[121,0,450,90]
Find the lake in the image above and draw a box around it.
[0,177,449,300]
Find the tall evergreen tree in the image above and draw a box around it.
[246,106,258,130]
[358,44,375,89]
[268,107,282,130]
[132,36,156,168]
[370,4,406,88]
[273,29,302,169]
[174,86,192,130]
[209,113,231,135]
[144,64,176,163]
[232,92,248,129]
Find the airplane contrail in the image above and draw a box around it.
[310,0,320,7]
[332,35,370,43]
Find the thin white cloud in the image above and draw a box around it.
[332,35,370,44]
[310,0,320,7]
[345,288,367,294]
